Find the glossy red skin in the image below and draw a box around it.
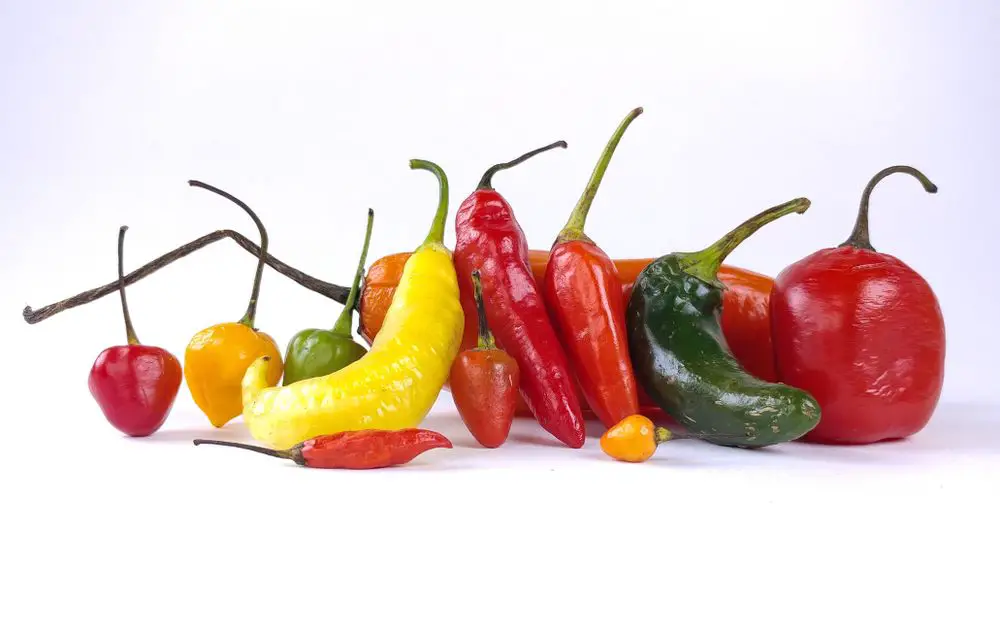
[88,344,183,437]
[454,189,586,448]
[544,239,639,428]
[770,246,946,444]
[450,349,520,447]
[298,429,452,468]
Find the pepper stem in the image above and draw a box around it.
[678,198,812,283]
[477,140,568,190]
[841,165,938,251]
[471,270,496,350]
[654,426,673,445]
[192,439,305,465]
[333,209,375,335]
[188,180,269,328]
[409,160,450,246]
[557,107,643,243]
[116,226,140,345]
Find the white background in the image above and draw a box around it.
[2,1,998,631]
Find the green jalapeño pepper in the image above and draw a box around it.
[283,209,374,385]
[626,198,821,448]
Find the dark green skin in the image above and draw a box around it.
[282,329,367,386]
[627,255,820,448]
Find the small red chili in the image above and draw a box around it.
[450,270,520,448]
[192,428,452,469]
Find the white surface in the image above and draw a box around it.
[2,1,999,631]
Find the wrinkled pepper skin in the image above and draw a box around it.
[627,199,822,448]
[770,166,945,445]
[193,428,453,469]
[240,160,464,450]
[359,251,778,419]
[453,142,586,448]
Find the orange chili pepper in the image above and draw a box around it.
[183,180,283,427]
[599,414,672,463]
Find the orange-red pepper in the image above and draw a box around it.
[543,107,643,429]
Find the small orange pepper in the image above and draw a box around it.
[183,180,283,427]
[600,414,672,463]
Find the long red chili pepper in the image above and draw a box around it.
[770,165,944,445]
[453,141,587,448]
[192,428,453,469]
[543,107,643,429]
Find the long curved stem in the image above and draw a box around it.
[188,180,269,328]
[409,159,450,245]
[477,140,567,190]
[22,230,350,325]
[841,165,938,251]
[558,107,643,243]
[333,209,375,335]
[679,198,811,283]
[192,439,298,463]
[117,226,140,345]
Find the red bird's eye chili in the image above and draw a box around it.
[192,428,453,469]
[770,165,945,445]
[453,140,587,448]
[543,107,643,429]
[449,270,520,448]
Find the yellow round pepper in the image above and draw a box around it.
[241,159,464,450]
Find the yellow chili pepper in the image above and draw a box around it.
[599,414,672,463]
[183,180,283,428]
[241,159,464,450]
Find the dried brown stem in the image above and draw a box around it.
[22,230,352,325]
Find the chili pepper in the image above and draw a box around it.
[240,159,464,450]
[543,107,643,429]
[89,226,183,437]
[599,414,672,463]
[182,181,284,427]
[453,141,586,449]
[770,166,944,445]
[626,198,821,448]
[192,428,452,469]
[449,270,520,448]
[282,209,374,385]
[359,252,778,421]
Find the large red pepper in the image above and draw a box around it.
[770,166,945,444]
[89,226,183,437]
[454,141,587,448]
[543,107,643,428]
[192,428,453,469]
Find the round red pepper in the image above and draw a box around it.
[89,226,183,437]
[770,166,945,444]
[450,270,520,448]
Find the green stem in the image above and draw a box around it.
[409,160,450,245]
[557,107,643,243]
[188,180,269,328]
[117,226,139,345]
[333,209,375,335]
[471,270,496,350]
[192,439,304,465]
[841,165,938,251]
[679,198,812,283]
[477,140,568,191]
[654,426,672,445]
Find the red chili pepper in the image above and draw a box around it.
[192,428,453,469]
[450,270,520,448]
[89,226,183,437]
[454,141,586,448]
[544,107,643,429]
[770,166,945,444]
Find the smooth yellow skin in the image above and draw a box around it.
[184,322,283,427]
[599,414,671,463]
[242,241,464,449]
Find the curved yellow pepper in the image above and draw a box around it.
[241,159,464,450]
